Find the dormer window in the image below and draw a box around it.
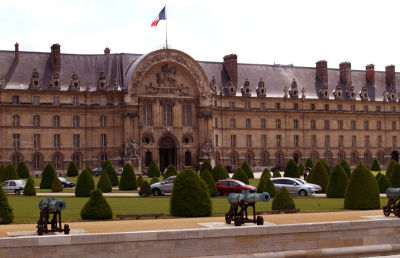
[49,73,61,90]
[69,72,80,91]
[97,71,108,90]
[29,69,41,89]
[289,79,299,98]
[256,78,266,97]
[241,79,251,97]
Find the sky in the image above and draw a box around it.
[0,0,399,71]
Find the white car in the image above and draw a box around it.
[2,180,26,195]
[270,177,318,196]
[295,178,322,193]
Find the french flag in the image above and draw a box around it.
[151,7,166,27]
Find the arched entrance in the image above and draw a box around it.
[159,136,177,172]
[391,150,399,162]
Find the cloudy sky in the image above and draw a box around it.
[0,0,399,71]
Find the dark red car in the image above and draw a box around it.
[216,179,256,196]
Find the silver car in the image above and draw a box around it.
[295,178,322,193]
[151,176,176,196]
[270,177,317,196]
[2,180,26,195]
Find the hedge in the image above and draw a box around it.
[139,181,152,197]
[40,164,57,189]
[232,167,249,184]
[326,164,348,198]
[23,177,36,196]
[200,169,217,196]
[0,184,13,223]
[272,187,295,210]
[308,160,329,192]
[163,164,177,180]
[80,189,113,220]
[261,168,271,180]
[273,169,282,178]
[75,169,95,197]
[339,159,351,178]
[371,158,381,171]
[148,160,161,177]
[1,165,19,182]
[284,159,299,178]
[386,160,398,181]
[211,164,229,182]
[97,170,112,193]
[241,161,254,179]
[305,158,313,169]
[119,164,137,190]
[137,175,144,187]
[390,164,400,188]
[17,162,29,178]
[377,174,391,194]
[200,160,212,177]
[67,162,79,177]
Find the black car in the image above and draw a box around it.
[93,167,102,176]
[225,165,236,173]
[58,177,75,188]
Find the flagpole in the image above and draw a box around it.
[165,4,168,49]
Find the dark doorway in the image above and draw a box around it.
[159,136,176,172]
[293,153,299,163]
[392,150,399,162]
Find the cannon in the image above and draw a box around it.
[37,197,70,235]
[383,187,400,217]
[225,190,270,226]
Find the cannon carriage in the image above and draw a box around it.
[37,197,70,235]
[383,187,400,217]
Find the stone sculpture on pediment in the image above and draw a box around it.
[256,78,266,97]
[289,78,299,98]
[200,138,215,159]
[209,76,217,93]
[126,138,140,158]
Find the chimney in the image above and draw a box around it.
[50,43,61,73]
[223,54,238,84]
[316,60,328,84]
[104,47,110,54]
[365,64,375,85]
[339,62,352,85]
[386,65,395,89]
[14,42,19,62]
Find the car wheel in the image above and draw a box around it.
[15,190,20,195]
[299,190,307,197]
[152,188,161,196]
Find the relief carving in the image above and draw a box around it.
[200,138,215,159]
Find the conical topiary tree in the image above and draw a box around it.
[261,168,271,180]
[371,158,381,172]
[102,160,113,171]
[97,170,112,193]
[298,163,306,178]
[17,162,29,178]
[308,160,329,193]
[148,160,161,177]
[257,177,267,193]
[170,169,212,217]
[1,164,19,182]
[273,169,281,178]
[150,177,160,184]
[51,177,63,192]
[232,167,249,184]
[119,164,137,190]
[201,169,217,196]
[305,158,313,169]
[139,181,152,197]
[265,178,276,197]
[378,174,391,194]
[75,168,95,197]
[200,160,212,177]
[0,166,4,181]
[137,174,144,187]
[86,167,94,176]
[344,162,380,209]
[163,164,177,180]
[386,160,398,180]
[0,184,13,224]
[326,164,348,198]
[320,159,331,175]
[339,159,351,179]
[284,159,299,178]
[390,164,400,188]
[66,162,79,177]
[104,162,119,186]
[23,177,36,196]
[241,161,254,179]
[272,187,295,210]
[40,164,57,189]
[80,189,113,220]
[211,164,229,182]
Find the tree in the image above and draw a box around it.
[102,160,114,171]
[119,164,137,190]
[0,166,4,181]
[232,167,249,184]
[386,160,398,180]
[320,159,331,175]
[211,164,229,182]
[377,174,391,194]
[261,168,271,180]
[308,160,329,193]
[51,177,63,192]
[148,160,161,177]
[75,169,95,197]
[137,175,144,187]
[139,181,152,197]
[163,164,177,180]
[170,169,212,217]
[298,163,306,178]
[40,164,57,189]
[344,162,380,209]
[200,160,212,177]
[326,164,348,198]
[1,164,19,182]
[97,170,112,193]
[200,169,217,196]
[86,167,94,176]
[284,159,299,178]
[257,177,267,193]
[80,189,113,220]
[0,184,13,223]
[371,158,381,172]
[17,162,29,178]
[265,178,276,197]
[104,163,119,186]
[305,158,313,169]
[273,169,282,178]
[272,187,295,210]
[390,164,400,188]
[66,162,79,177]
[339,159,351,179]
[23,177,36,196]
[241,161,254,179]
[150,177,160,184]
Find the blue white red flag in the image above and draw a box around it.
[151,7,166,27]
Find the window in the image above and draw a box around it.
[351,152,358,164]
[100,134,107,147]
[311,103,315,110]
[245,102,251,109]
[392,121,397,130]
[338,105,342,111]
[376,106,381,112]
[73,134,80,148]
[392,106,396,113]
[53,96,60,105]
[275,103,280,110]
[339,135,344,147]
[393,136,397,148]
[377,121,382,130]
[262,135,267,147]
[53,116,60,127]
[13,134,20,148]
[12,95,19,104]
[294,119,299,129]
[246,135,252,147]
[324,120,330,130]
[294,103,298,110]
[230,101,235,108]
[338,120,343,130]
[215,134,218,147]
[261,152,268,166]
[311,135,316,147]
[33,134,40,149]
[185,151,192,166]
[33,96,40,105]
[230,118,236,128]
[142,104,152,126]
[351,105,355,112]
[325,104,329,111]
[276,135,281,147]
[378,151,384,164]
[261,119,266,129]
[33,154,40,170]
[365,136,369,147]
[72,97,79,106]
[54,154,62,170]
[163,104,173,126]
[364,105,368,112]
[12,154,19,168]
[337,152,344,163]
[73,154,81,169]
[260,102,265,109]
[13,115,20,127]
[100,115,107,127]
[215,118,218,128]
[351,120,356,130]
[325,135,330,148]
[246,152,253,165]
[246,119,251,129]
[182,105,192,126]
[33,115,40,127]
[364,120,369,130]
[230,152,237,166]
[145,151,152,167]
[73,115,80,127]
[311,120,316,129]
[352,135,356,147]
[294,135,299,147]
[276,119,281,129]
[230,135,236,147]
[54,134,61,148]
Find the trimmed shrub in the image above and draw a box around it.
[241,162,254,179]
[326,164,348,198]
[261,168,271,180]
[390,164,400,187]
[97,170,112,193]
[386,160,398,180]
[371,158,381,171]
[104,164,119,186]
[51,177,63,192]
[284,159,299,178]
[344,162,380,209]
[139,181,152,197]
[265,178,276,197]
[119,164,137,190]
[232,167,249,184]
[272,187,295,210]
[211,164,229,182]
[378,174,391,194]
[40,164,56,189]
[23,177,36,196]
[0,166,4,180]
[170,169,212,217]
[298,163,306,178]
[0,184,13,224]
[86,167,94,176]
[339,159,351,178]
[75,169,95,197]
[200,169,217,196]
[1,165,19,182]
[273,169,282,178]
[308,160,329,193]
[102,160,113,171]
[17,162,29,178]
[150,177,160,184]
[200,160,212,177]
[80,189,112,220]
[375,172,382,180]
[163,164,178,180]
[137,175,144,187]
[320,159,331,175]
[148,160,161,178]
[305,158,313,169]
[67,162,79,177]
[257,177,267,193]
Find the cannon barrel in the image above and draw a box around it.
[228,190,270,204]
[386,187,400,199]
[39,197,66,212]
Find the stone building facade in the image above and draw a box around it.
[0,43,399,173]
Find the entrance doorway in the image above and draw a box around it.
[159,136,176,172]
[392,150,399,162]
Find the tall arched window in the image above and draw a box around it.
[246,152,253,166]
[182,105,192,126]
[32,153,41,170]
[261,152,269,166]
[12,154,20,168]
[145,151,152,167]
[100,153,107,167]
[184,151,192,166]
[143,104,152,126]
[351,152,358,165]
[163,104,173,126]
[230,152,238,167]
[72,153,81,169]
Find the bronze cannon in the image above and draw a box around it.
[37,197,70,235]
[225,190,270,226]
[383,187,400,217]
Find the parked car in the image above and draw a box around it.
[216,179,256,196]
[270,177,318,196]
[93,167,102,176]
[270,165,284,172]
[151,176,176,196]
[116,168,123,176]
[295,178,322,193]
[2,180,26,195]
[225,165,236,173]
[58,177,75,188]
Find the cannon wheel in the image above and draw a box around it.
[37,225,43,236]
[64,224,70,235]
[225,213,232,224]
[383,205,391,217]
[256,216,264,225]
[234,216,242,227]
